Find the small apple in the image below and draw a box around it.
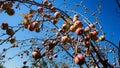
[61,36,68,44]
[29,10,35,14]
[56,32,60,36]
[85,26,91,32]
[54,53,57,58]
[22,19,29,26]
[6,8,15,16]
[89,24,95,28]
[35,28,40,33]
[43,0,48,5]
[27,24,35,31]
[6,29,14,36]
[51,6,55,11]
[51,19,57,24]
[49,56,52,60]
[7,2,13,8]
[54,12,61,18]
[69,25,76,32]
[32,51,41,59]
[75,28,84,35]
[62,23,70,31]
[48,3,52,7]
[84,41,90,47]
[74,20,82,28]
[90,30,98,36]
[73,17,78,22]
[37,7,43,13]
[33,21,40,28]
[99,35,105,41]
[1,22,8,30]
[9,37,16,44]
[23,60,27,64]
[74,54,85,65]
[73,14,79,22]
[2,3,8,10]
[46,14,51,18]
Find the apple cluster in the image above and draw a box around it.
[0,22,16,44]
[0,1,15,16]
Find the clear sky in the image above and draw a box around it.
[0,0,120,68]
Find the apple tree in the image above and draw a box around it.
[0,0,119,68]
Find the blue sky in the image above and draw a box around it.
[0,0,120,68]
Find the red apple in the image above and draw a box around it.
[1,22,8,30]
[49,56,52,60]
[32,51,41,59]
[51,19,57,24]
[27,24,35,31]
[54,12,61,18]
[54,53,57,58]
[33,21,40,28]
[48,3,52,7]
[51,6,55,11]
[43,0,48,5]
[74,54,85,65]
[75,28,84,35]
[90,30,99,36]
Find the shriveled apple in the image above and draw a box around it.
[6,8,15,16]
[6,29,14,36]
[1,22,8,30]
